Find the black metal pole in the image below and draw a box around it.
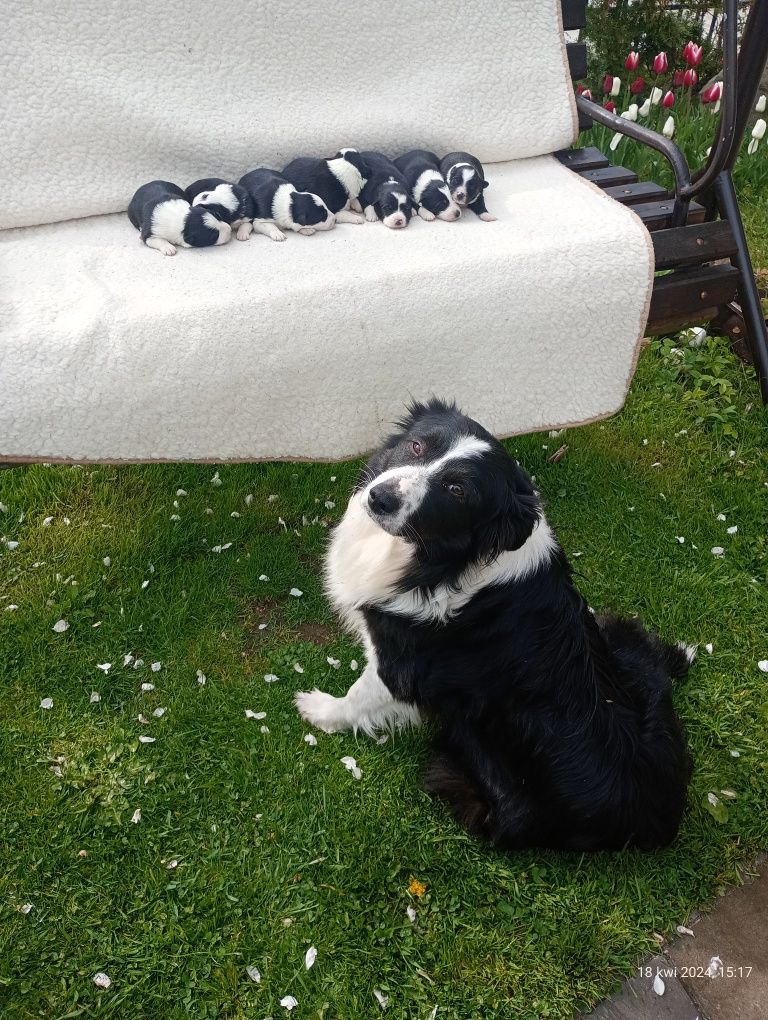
[714,171,768,402]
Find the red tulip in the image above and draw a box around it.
[625,51,640,71]
[577,83,586,94]
[684,41,704,67]
[603,74,614,94]
[581,88,592,100]
[603,100,617,112]
[673,69,685,87]
[683,68,698,88]
[701,81,722,105]
[630,76,645,95]
[662,90,675,108]
[652,52,668,74]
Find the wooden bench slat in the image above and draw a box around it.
[561,0,587,31]
[647,265,740,334]
[604,181,668,206]
[554,147,610,172]
[567,42,587,80]
[632,200,706,231]
[579,165,639,188]
[652,221,738,271]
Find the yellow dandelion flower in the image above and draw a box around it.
[408,877,427,898]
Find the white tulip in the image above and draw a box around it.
[609,132,623,151]
[756,95,766,113]
[706,146,712,156]
[712,99,721,115]
[752,118,767,140]
[639,99,652,117]
[611,76,622,97]
[663,115,675,139]
[748,137,759,155]
[627,103,639,121]
[650,87,663,105]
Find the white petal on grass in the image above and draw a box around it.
[211,471,222,487]
[258,623,268,630]
[5,604,19,611]
[141,683,155,692]
[176,489,188,497]
[196,670,206,685]
[90,692,101,703]
[133,659,145,669]
[653,974,665,996]
[138,735,156,744]
[293,663,304,673]
[716,512,726,521]
[211,543,232,553]
[727,525,738,535]
[123,654,134,666]
[245,494,254,506]
[246,965,261,983]
[166,859,178,869]
[327,657,340,668]
[350,660,358,671]
[325,500,335,510]
[374,989,389,1009]
[264,674,279,683]
[170,514,180,522]
[140,579,150,590]
[705,643,713,654]
[151,661,162,672]
[42,516,53,526]
[245,710,267,720]
[260,725,270,734]
[711,546,725,557]
[304,733,317,746]
[138,714,150,724]
[40,697,53,710]
[152,707,167,718]
[0,502,7,512]
[19,902,33,915]
[675,536,685,544]
[758,660,768,673]
[267,494,279,503]
[407,906,417,922]
[730,749,741,758]
[93,972,112,989]
[5,541,19,550]
[341,756,362,780]
[53,619,69,633]
[676,925,694,936]
[231,512,240,518]
[289,587,303,597]
[259,574,269,581]
[720,788,737,799]
[305,946,317,969]
[280,996,298,1011]
[131,808,142,823]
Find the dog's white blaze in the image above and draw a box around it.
[412,169,443,205]
[150,199,189,245]
[192,183,238,212]
[327,157,365,199]
[382,518,558,623]
[271,182,298,228]
[203,212,232,244]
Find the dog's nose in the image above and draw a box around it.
[368,485,401,516]
[394,216,405,227]
[456,190,466,203]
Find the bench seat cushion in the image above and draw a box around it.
[0,155,653,463]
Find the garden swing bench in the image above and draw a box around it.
[558,0,768,403]
[0,0,766,467]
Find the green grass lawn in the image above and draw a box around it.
[2,248,768,1019]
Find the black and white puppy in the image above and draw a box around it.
[393,150,461,222]
[127,181,231,256]
[282,150,370,225]
[185,178,255,241]
[296,400,693,852]
[355,151,415,229]
[239,169,335,240]
[439,152,496,221]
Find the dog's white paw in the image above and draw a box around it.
[349,197,363,213]
[236,222,254,240]
[364,205,378,222]
[297,226,316,236]
[294,689,349,733]
[145,236,177,256]
[268,227,286,241]
[479,212,497,222]
[418,207,436,222]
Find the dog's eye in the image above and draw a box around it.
[445,483,464,499]
[409,440,422,457]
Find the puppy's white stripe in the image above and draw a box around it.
[412,169,443,204]
[271,182,297,228]
[327,157,365,199]
[150,199,189,246]
[193,183,238,212]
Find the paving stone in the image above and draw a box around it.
[669,865,768,1020]
[579,954,701,1020]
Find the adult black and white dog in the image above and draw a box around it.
[393,150,461,222]
[185,178,255,241]
[239,169,335,240]
[282,150,370,225]
[439,152,496,221]
[128,181,231,256]
[295,400,693,852]
[356,151,415,229]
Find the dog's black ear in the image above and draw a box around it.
[482,180,490,189]
[476,488,540,559]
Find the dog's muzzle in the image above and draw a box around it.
[368,483,402,517]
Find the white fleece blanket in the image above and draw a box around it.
[0,156,653,463]
[1,0,577,229]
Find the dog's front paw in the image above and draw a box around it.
[364,205,378,222]
[418,207,436,222]
[479,212,497,222]
[294,689,349,733]
[236,222,254,240]
[297,226,316,236]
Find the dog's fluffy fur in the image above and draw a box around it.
[295,399,693,852]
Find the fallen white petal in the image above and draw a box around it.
[152,707,167,718]
[325,500,335,509]
[123,654,135,666]
[141,683,155,692]
[231,512,240,518]
[727,525,738,535]
[293,663,304,673]
[138,735,156,744]
[0,502,7,512]
[151,661,162,672]
[720,788,737,799]
[42,516,53,526]
[731,749,740,757]
[305,946,317,969]
[653,974,665,996]
[40,697,53,710]
[93,972,112,989]
[170,514,180,522]
[289,588,303,597]
[245,494,254,506]
[706,956,723,978]
[303,733,318,747]
[141,580,150,589]
[245,710,267,720]
[5,604,19,611]
[705,643,713,654]
[19,902,33,915]
[131,808,142,823]
[211,471,222,487]
[176,489,188,497]
[711,547,725,557]
[196,670,206,685]
[258,623,268,630]
[407,906,417,922]
[264,673,279,683]
[327,657,340,668]
[757,660,768,672]
[350,660,358,671]
[259,574,269,581]
[267,494,279,503]
[260,725,270,734]
[90,691,101,703]
[280,996,298,1011]
[707,792,720,808]
[211,543,232,553]
[376,734,389,745]
[52,618,70,634]
[246,965,261,983]
[133,659,144,669]
[166,859,178,869]
[374,989,389,1009]
[5,540,19,550]
[675,536,685,544]
[341,756,357,770]
[676,925,694,936]
[717,513,727,521]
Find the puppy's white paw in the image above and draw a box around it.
[335,210,365,225]
[145,236,177,256]
[236,222,254,240]
[479,212,497,222]
[349,197,363,213]
[364,205,378,222]
[268,226,286,241]
[418,207,436,222]
[298,226,316,236]
[294,689,349,733]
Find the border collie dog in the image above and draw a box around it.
[128,181,231,256]
[439,151,496,221]
[239,168,335,240]
[295,400,693,852]
[185,178,255,240]
[393,150,461,222]
[357,151,415,229]
[282,150,370,225]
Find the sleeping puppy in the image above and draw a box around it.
[239,169,335,239]
[393,150,461,222]
[439,152,496,221]
[185,178,255,240]
[128,181,231,256]
[357,151,415,229]
[282,150,370,224]
[295,399,693,852]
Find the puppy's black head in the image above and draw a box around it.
[182,207,232,247]
[375,182,413,229]
[358,399,541,568]
[445,163,486,207]
[291,191,334,228]
[420,181,461,221]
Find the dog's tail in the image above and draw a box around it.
[664,639,697,679]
